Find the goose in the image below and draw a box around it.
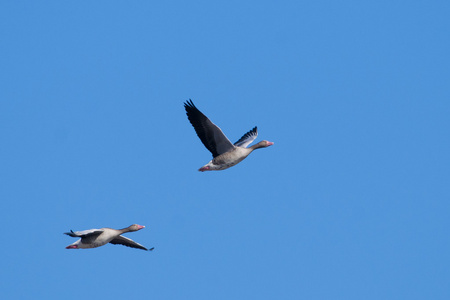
[64,224,154,251]
[184,99,273,171]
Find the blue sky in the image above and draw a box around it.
[1,1,449,299]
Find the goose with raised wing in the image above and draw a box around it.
[184,99,273,171]
[64,224,154,251]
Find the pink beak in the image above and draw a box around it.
[198,166,210,172]
[267,141,274,146]
[136,225,145,229]
[66,245,78,249]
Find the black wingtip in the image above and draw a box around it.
[149,247,155,251]
[184,99,196,109]
[64,230,76,237]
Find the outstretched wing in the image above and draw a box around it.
[184,99,235,157]
[109,235,150,251]
[64,229,103,238]
[234,127,258,148]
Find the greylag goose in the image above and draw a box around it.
[184,99,273,171]
[64,224,154,251]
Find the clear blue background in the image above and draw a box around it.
[1,1,449,299]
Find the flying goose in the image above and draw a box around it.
[184,99,273,171]
[64,224,154,251]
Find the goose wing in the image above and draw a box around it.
[234,127,258,148]
[109,235,151,251]
[184,100,235,157]
[64,229,103,238]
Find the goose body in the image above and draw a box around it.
[64,224,153,251]
[184,100,273,171]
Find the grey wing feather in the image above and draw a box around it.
[234,127,258,148]
[109,235,149,251]
[64,229,103,238]
[184,100,235,157]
